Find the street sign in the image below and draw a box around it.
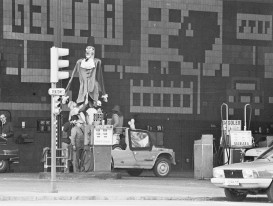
[48,88,65,96]
[222,120,241,135]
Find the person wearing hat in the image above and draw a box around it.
[65,36,108,111]
[111,105,124,146]
[70,119,85,172]
[61,115,79,173]
[63,114,79,142]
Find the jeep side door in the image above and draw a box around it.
[128,129,155,168]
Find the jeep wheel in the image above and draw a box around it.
[267,181,273,202]
[224,188,247,201]
[127,169,143,176]
[0,160,8,173]
[112,144,122,150]
[153,157,171,177]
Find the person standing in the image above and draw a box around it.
[85,100,98,126]
[62,115,79,173]
[111,105,124,145]
[80,101,97,172]
[70,119,85,172]
[0,114,14,140]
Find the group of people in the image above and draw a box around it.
[61,103,124,173]
[59,35,127,172]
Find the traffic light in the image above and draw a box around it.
[50,46,69,83]
[52,95,62,115]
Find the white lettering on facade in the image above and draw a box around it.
[237,13,272,41]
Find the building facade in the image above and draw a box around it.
[0,0,273,172]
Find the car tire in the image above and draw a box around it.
[127,169,143,176]
[224,188,247,201]
[266,181,273,202]
[153,157,171,177]
[0,160,8,173]
[112,144,123,150]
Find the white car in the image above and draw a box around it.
[243,147,268,161]
[211,146,273,202]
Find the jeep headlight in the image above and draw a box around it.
[213,169,224,178]
[242,169,258,178]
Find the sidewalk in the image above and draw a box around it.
[0,170,227,201]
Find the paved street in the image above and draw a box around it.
[0,200,271,206]
[0,171,269,203]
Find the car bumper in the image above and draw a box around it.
[211,178,271,189]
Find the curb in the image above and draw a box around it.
[38,172,122,180]
[0,195,216,201]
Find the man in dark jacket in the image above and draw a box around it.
[62,115,79,173]
[0,114,14,139]
[71,119,85,172]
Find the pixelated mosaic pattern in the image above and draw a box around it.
[0,0,273,119]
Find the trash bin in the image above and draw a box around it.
[194,134,213,179]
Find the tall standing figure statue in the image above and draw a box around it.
[65,36,108,110]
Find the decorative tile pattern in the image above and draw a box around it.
[2,0,273,172]
[0,0,272,119]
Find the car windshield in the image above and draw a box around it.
[257,146,273,161]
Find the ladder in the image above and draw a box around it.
[42,147,70,172]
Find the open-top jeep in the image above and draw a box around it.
[111,127,176,177]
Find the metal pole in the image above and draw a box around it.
[54,0,62,47]
[49,0,62,192]
[50,83,58,193]
[56,0,62,171]
[244,104,250,131]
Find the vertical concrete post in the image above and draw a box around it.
[194,134,213,179]
[50,83,58,193]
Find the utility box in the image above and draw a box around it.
[93,145,112,171]
[194,134,213,179]
[223,148,242,164]
[92,125,113,172]
[85,124,113,172]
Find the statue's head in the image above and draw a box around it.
[86,36,95,58]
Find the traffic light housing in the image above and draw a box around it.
[52,95,62,115]
[50,47,69,83]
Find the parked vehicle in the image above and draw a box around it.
[211,145,273,202]
[111,127,176,177]
[0,110,19,173]
[243,147,268,162]
[243,136,273,162]
[0,136,19,173]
